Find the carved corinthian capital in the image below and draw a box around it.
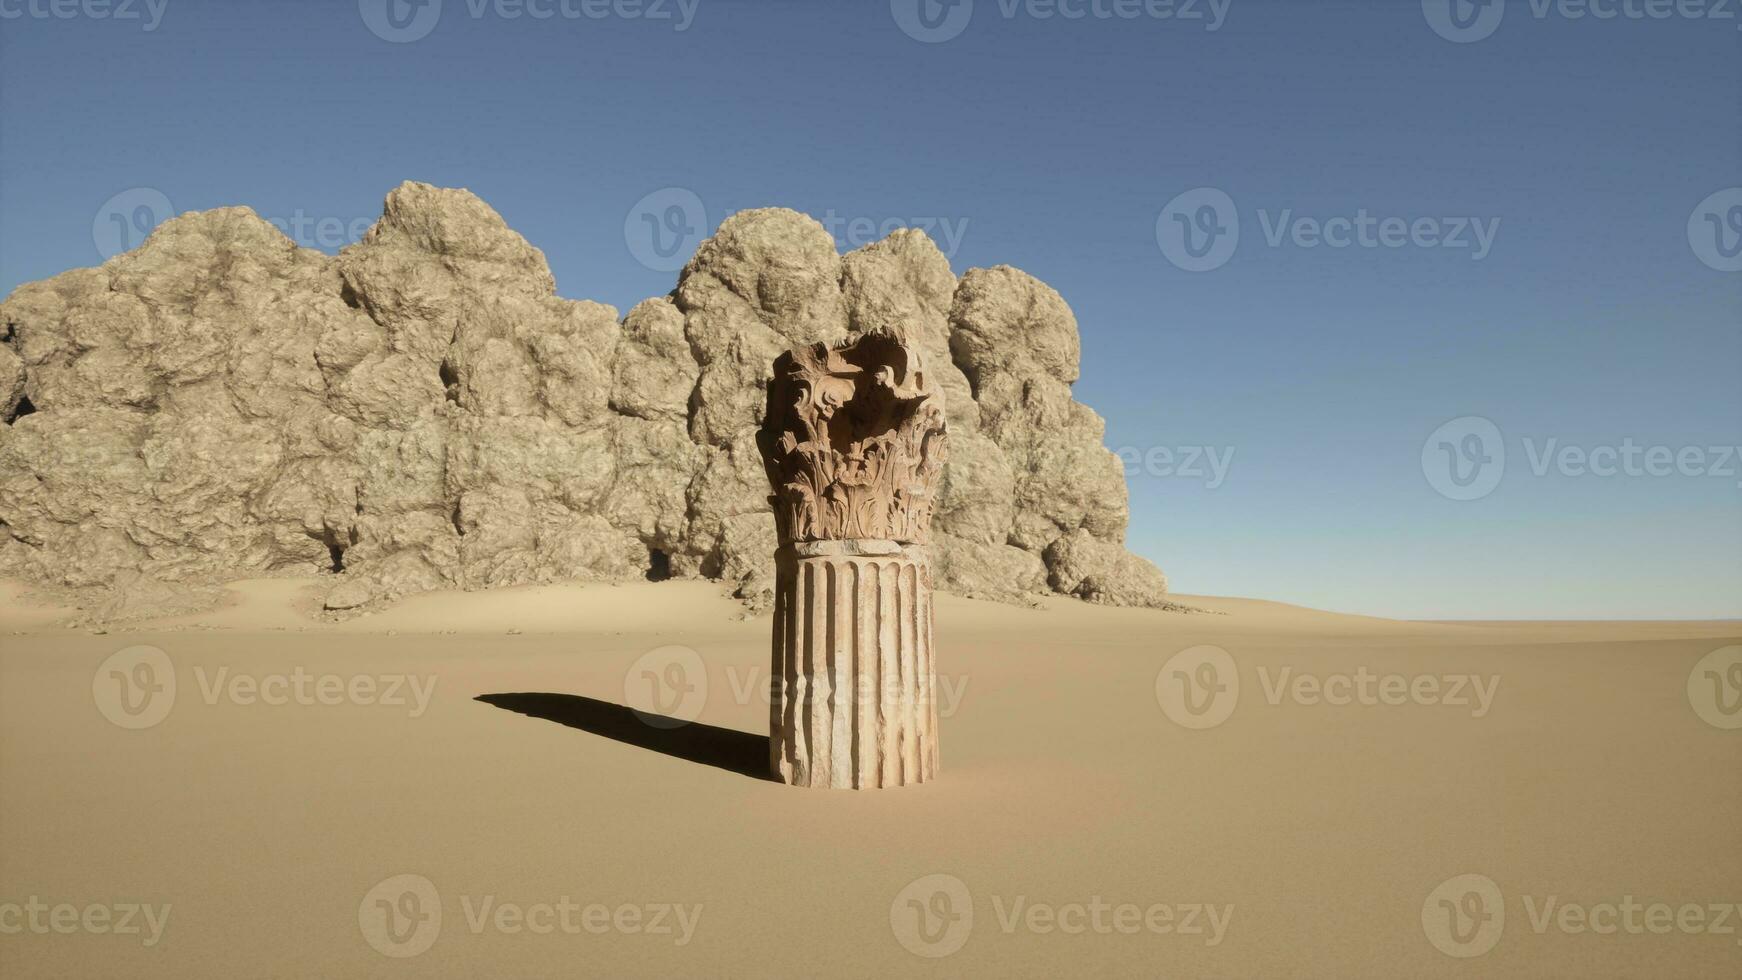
[756,331,948,547]
[759,330,948,788]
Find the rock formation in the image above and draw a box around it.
[760,333,947,788]
[0,181,1170,618]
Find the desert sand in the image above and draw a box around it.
[1,578,1737,978]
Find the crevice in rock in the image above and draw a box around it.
[449,500,465,537]
[438,358,460,404]
[338,281,362,309]
[7,393,36,424]
[309,529,346,573]
[645,548,671,582]
[685,380,704,436]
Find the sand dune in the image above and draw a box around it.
[1,579,1737,977]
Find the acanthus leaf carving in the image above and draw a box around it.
[756,331,947,546]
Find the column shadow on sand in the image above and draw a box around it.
[474,693,776,782]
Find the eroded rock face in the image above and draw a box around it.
[0,181,1168,615]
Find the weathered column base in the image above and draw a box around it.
[770,540,939,789]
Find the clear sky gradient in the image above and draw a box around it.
[1,0,1737,618]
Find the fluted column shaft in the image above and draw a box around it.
[770,542,939,789]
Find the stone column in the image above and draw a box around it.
[770,540,938,788]
[757,332,948,789]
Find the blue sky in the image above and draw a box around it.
[1,0,1737,618]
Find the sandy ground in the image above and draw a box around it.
[1,577,1738,978]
